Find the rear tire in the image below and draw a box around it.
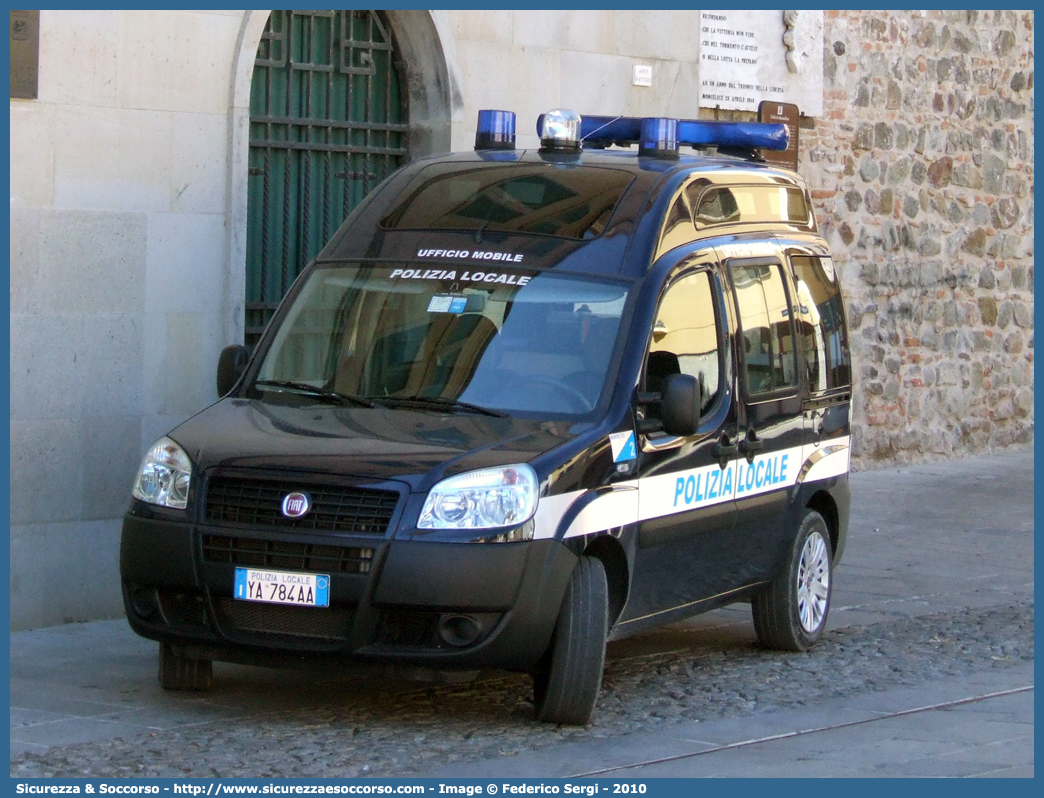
[158,643,213,691]
[533,556,608,725]
[752,509,832,652]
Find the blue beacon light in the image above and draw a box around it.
[639,117,679,158]
[474,109,516,151]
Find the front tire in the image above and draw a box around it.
[158,643,213,691]
[533,556,608,725]
[752,509,832,652]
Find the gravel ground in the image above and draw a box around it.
[11,600,1033,779]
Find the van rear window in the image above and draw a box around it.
[695,185,809,227]
[380,163,634,240]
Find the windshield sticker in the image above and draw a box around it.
[417,249,524,263]
[390,267,532,286]
[427,295,468,314]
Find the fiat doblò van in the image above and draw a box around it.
[121,110,852,725]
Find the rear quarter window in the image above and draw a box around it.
[790,255,851,393]
[695,185,809,227]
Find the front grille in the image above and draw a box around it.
[202,535,374,574]
[204,476,398,535]
[219,598,352,641]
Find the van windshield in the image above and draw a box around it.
[250,264,629,418]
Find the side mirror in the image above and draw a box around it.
[660,373,701,437]
[216,345,249,397]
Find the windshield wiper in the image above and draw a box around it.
[254,380,376,408]
[376,395,508,418]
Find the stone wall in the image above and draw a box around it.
[801,10,1034,467]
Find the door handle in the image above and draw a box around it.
[739,430,764,463]
[713,434,737,466]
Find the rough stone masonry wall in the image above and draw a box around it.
[800,10,1034,468]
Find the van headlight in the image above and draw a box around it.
[418,465,539,531]
[132,437,193,510]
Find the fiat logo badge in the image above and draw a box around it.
[281,492,312,519]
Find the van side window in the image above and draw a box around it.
[644,270,721,414]
[694,185,809,227]
[694,187,741,225]
[730,261,799,397]
[789,255,852,392]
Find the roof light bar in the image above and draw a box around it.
[475,109,517,151]
[538,113,789,152]
[677,120,789,151]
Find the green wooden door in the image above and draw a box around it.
[246,10,408,345]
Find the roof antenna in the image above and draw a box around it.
[580,115,622,144]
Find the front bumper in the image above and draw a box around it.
[120,512,576,671]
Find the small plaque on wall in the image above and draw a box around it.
[759,101,799,171]
[11,10,40,99]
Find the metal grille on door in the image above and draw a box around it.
[246,10,408,346]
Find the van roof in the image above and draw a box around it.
[316,149,814,280]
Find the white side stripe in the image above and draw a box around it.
[565,488,639,538]
[798,437,851,484]
[639,443,804,523]
[534,436,850,540]
[532,491,583,540]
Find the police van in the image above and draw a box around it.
[121,109,852,725]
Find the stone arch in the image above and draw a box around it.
[384,9,462,158]
[222,9,460,344]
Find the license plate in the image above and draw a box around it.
[234,567,330,608]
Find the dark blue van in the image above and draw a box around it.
[121,109,852,725]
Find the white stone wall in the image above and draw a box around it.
[10,10,245,628]
[442,10,706,151]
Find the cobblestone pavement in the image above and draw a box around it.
[10,449,1034,778]
[10,601,1033,778]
